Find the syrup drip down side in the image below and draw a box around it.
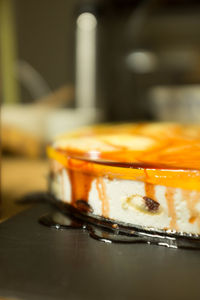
[49,157,200,236]
[37,194,200,250]
[47,123,200,241]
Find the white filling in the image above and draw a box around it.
[51,169,200,234]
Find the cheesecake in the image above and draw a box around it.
[47,123,200,235]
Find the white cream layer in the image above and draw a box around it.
[51,168,200,235]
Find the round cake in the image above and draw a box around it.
[47,123,200,235]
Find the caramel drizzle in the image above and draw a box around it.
[182,190,200,228]
[165,187,177,230]
[67,158,110,217]
[144,168,157,206]
[67,158,94,207]
[96,177,109,218]
[145,182,155,201]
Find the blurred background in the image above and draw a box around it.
[1,0,200,219]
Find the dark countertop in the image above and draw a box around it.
[0,204,200,300]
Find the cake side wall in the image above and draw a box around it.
[50,166,200,235]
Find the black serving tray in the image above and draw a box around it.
[0,203,200,300]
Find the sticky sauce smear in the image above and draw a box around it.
[65,157,110,218]
[96,177,109,218]
[145,182,156,201]
[165,187,177,231]
[67,169,94,207]
[38,193,200,250]
[182,190,200,229]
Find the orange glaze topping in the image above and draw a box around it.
[47,123,200,191]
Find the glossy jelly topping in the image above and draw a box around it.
[47,123,200,191]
